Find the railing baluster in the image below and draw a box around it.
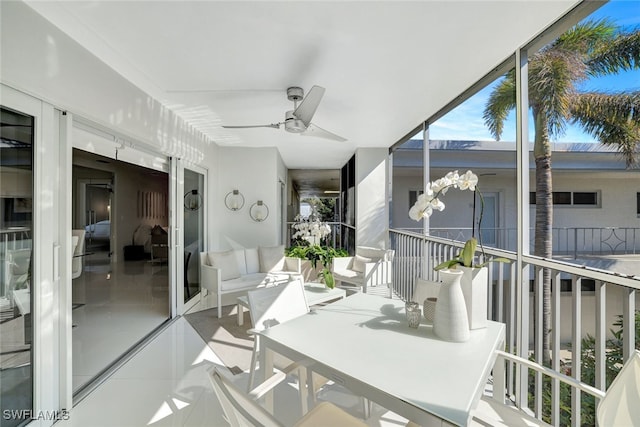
[622,288,636,361]
[571,276,582,427]
[496,263,504,323]
[595,281,606,392]
[535,267,543,419]
[552,270,561,427]
[508,264,517,397]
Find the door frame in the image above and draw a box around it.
[1,84,68,424]
[173,160,208,315]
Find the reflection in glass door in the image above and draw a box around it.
[183,169,204,304]
[0,106,34,427]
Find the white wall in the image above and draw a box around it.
[393,167,640,249]
[0,1,216,168]
[356,148,389,248]
[215,147,282,250]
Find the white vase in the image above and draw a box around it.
[458,265,488,329]
[433,269,470,342]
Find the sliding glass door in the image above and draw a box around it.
[1,85,63,427]
[0,105,34,427]
[183,168,204,306]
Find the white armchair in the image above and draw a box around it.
[332,246,394,294]
[72,229,86,279]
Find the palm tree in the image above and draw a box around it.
[483,19,640,365]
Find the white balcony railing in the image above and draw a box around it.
[390,229,640,426]
[396,227,640,258]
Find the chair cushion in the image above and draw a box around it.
[245,248,260,274]
[219,273,268,291]
[233,249,248,275]
[208,250,241,281]
[352,255,372,273]
[258,245,285,273]
[333,269,363,282]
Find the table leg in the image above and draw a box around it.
[237,303,244,326]
[259,337,275,413]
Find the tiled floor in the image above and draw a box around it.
[56,317,227,426]
[57,314,413,427]
[71,252,170,391]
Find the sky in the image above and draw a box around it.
[427,0,640,143]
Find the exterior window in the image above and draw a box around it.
[530,191,598,206]
[409,190,423,209]
[573,192,597,205]
[553,192,571,205]
[637,193,640,215]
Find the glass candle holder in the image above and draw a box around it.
[423,297,437,323]
[405,301,421,328]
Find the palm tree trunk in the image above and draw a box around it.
[534,157,553,367]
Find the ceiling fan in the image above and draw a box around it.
[222,85,347,142]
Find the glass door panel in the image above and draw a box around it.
[183,169,204,304]
[0,106,34,427]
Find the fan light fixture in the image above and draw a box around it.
[250,201,269,222]
[225,190,245,211]
[184,189,202,211]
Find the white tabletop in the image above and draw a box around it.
[259,292,505,426]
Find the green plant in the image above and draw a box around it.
[434,237,509,270]
[285,244,347,288]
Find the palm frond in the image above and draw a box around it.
[552,19,616,55]
[588,30,640,76]
[483,72,516,140]
[570,91,640,168]
[529,50,585,138]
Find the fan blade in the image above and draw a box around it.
[293,85,325,127]
[222,123,280,129]
[301,123,347,142]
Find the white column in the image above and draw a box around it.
[355,148,389,249]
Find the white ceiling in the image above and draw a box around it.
[25,0,580,170]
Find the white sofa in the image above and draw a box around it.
[332,246,395,294]
[200,245,301,318]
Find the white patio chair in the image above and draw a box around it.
[246,279,315,413]
[456,349,640,427]
[597,349,640,426]
[71,229,86,279]
[209,367,368,427]
[411,277,440,304]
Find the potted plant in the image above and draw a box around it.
[409,170,508,331]
[285,244,348,288]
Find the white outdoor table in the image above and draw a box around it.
[236,282,346,326]
[259,292,505,426]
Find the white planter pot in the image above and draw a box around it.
[433,269,470,342]
[300,260,322,283]
[458,265,488,330]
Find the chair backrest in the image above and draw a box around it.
[412,277,441,303]
[71,229,86,279]
[4,248,32,291]
[356,246,394,262]
[247,279,309,331]
[209,367,283,427]
[597,349,640,426]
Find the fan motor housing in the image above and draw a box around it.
[284,110,306,133]
[286,86,304,102]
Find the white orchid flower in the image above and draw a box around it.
[430,198,445,212]
[458,170,478,191]
[408,169,481,223]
